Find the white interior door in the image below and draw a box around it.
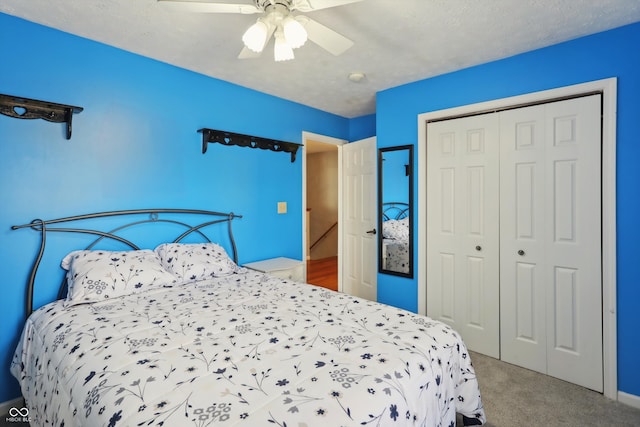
[341,137,377,301]
[426,115,500,358]
[502,96,603,391]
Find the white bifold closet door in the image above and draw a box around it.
[426,113,501,358]
[499,96,602,392]
[426,95,603,392]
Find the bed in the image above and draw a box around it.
[381,202,410,274]
[10,209,485,426]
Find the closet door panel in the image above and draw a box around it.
[427,133,459,329]
[544,96,602,392]
[438,252,456,322]
[515,262,537,340]
[553,266,578,351]
[499,105,547,373]
[427,114,500,358]
[466,255,485,327]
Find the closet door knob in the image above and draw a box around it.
[475,245,482,251]
[518,250,525,256]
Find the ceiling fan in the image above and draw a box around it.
[158,0,363,61]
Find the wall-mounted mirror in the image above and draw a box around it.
[378,145,413,278]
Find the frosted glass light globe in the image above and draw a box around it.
[283,15,307,49]
[274,31,295,61]
[242,19,269,53]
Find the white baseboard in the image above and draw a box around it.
[618,390,640,410]
[0,397,25,415]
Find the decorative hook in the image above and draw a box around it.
[0,94,83,139]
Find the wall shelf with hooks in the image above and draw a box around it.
[0,94,83,139]
[199,128,302,162]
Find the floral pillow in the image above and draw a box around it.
[382,218,409,240]
[155,242,240,284]
[61,249,177,306]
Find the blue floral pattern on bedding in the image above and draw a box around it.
[12,271,485,426]
[155,243,242,283]
[62,249,177,306]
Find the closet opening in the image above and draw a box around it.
[417,78,617,399]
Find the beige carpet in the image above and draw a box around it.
[460,351,640,426]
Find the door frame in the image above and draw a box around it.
[302,131,346,291]
[417,78,617,400]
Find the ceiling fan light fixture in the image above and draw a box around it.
[274,31,295,61]
[242,18,269,53]
[282,15,307,48]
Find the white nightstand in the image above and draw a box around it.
[243,257,304,282]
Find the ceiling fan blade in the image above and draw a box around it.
[298,16,354,56]
[158,0,261,14]
[292,0,364,12]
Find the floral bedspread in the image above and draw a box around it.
[12,271,485,426]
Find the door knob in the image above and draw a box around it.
[475,245,482,251]
[518,250,525,256]
[366,229,377,235]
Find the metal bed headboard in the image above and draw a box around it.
[12,208,242,319]
[382,202,409,221]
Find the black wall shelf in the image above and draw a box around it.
[199,128,302,162]
[0,94,83,139]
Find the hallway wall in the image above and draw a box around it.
[307,150,338,260]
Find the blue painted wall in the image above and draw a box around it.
[380,148,409,205]
[0,13,366,402]
[348,113,376,141]
[376,22,640,397]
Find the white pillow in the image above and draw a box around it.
[62,249,177,306]
[155,242,239,283]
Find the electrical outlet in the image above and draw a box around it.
[277,201,287,214]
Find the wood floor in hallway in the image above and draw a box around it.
[306,256,338,291]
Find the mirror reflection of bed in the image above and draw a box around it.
[378,145,413,278]
[381,202,410,274]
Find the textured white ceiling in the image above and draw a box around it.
[2,0,640,118]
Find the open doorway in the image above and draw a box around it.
[302,132,345,291]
